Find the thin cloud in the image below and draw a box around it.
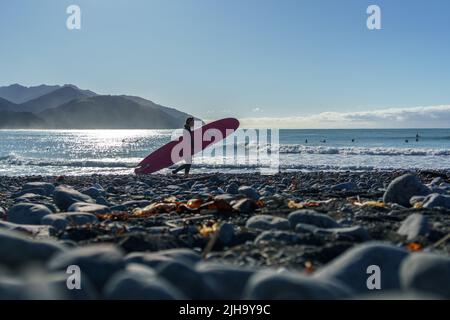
[238,105,450,128]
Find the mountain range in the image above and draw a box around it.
[0,84,197,129]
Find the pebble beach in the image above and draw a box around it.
[0,170,449,299]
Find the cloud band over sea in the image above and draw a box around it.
[237,105,450,128]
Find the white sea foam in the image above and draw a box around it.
[278,145,450,156]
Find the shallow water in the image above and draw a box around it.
[1,128,450,176]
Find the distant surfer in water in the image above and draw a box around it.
[172,117,194,177]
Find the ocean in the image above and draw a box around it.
[1,128,450,176]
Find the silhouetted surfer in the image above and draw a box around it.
[416,132,419,142]
[172,117,194,177]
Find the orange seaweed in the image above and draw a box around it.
[407,242,422,252]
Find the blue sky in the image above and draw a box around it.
[1,0,450,127]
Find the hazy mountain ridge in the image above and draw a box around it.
[0,110,47,128]
[20,86,95,113]
[40,95,185,129]
[0,84,197,129]
[0,97,18,112]
[0,84,64,104]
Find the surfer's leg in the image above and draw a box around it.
[174,155,192,176]
[184,155,192,177]
[184,164,191,176]
[172,164,188,174]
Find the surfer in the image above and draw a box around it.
[172,117,195,177]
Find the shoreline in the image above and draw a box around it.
[0,170,449,299]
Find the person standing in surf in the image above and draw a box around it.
[172,117,195,177]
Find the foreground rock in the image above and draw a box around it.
[67,202,110,214]
[53,186,94,211]
[0,220,50,236]
[41,212,98,231]
[238,186,260,200]
[7,203,53,225]
[422,193,450,209]
[22,182,55,196]
[397,214,429,240]
[0,229,65,267]
[103,269,184,299]
[295,225,371,242]
[288,210,340,229]
[48,244,125,291]
[196,263,256,299]
[245,271,352,299]
[125,249,201,268]
[246,215,290,231]
[331,182,357,191]
[400,253,450,298]
[314,242,409,294]
[383,174,430,207]
[255,230,304,245]
[157,260,216,299]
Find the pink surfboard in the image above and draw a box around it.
[135,118,240,175]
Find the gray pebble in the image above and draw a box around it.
[53,185,94,211]
[7,202,53,225]
[331,182,357,191]
[157,260,217,299]
[400,253,450,298]
[383,174,430,207]
[232,198,257,213]
[81,186,105,198]
[125,248,201,268]
[246,215,290,231]
[196,263,256,299]
[422,193,450,209]
[397,213,429,240]
[244,270,352,299]
[41,212,98,231]
[225,182,239,194]
[68,202,110,214]
[22,182,55,196]
[314,242,409,294]
[218,223,235,245]
[0,228,65,268]
[238,186,260,200]
[103,270,184,299]
[48,244,125,291]
[288,209,340,229]
[255,230,303,245]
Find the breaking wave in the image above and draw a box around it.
[0,154,138,168]
[278,145,450,156]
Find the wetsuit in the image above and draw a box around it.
[172,124,194,175]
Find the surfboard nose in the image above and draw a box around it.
[134,166,144,175]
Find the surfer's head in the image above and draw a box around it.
[185,117,194,128]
